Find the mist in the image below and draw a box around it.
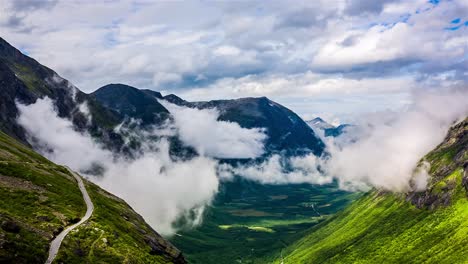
[161,101,267,159]
[220,88,468,192]
[17,98,219,235]
[325,88,468,191]
[15,87,468,235]
[16,97,270,235]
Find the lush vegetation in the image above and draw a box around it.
[55,181,182,263]
[171,178,360,264]
[0,131,85,263]
[276,119,468,264]
[0,131,183,263]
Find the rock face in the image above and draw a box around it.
[408,117,468,209]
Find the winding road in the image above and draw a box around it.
[45,168,94,264]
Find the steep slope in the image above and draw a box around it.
[277,118,468,264]
[0,37,123,149]
[92,84,170,126]
[0,131,185,263]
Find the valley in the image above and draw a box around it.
[171,179,360,263]
[0,1,467,260]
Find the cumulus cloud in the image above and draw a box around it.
[1,1,465,96]
[17,98,219,235]
[161,101,267,159]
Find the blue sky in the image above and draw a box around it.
[0,0,466,123]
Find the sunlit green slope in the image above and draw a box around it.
[0,131,185,263]
[277,118,468,264]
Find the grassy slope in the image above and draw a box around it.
[278,119,468,264]
[0,131,184,263]
[171,179,360,264]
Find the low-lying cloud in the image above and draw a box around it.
[161,101,267,159]
[219,154,333,185]
[325,88,468,191]
[219,88,468,192]
[15,87,468,236]
[17,98,219,235]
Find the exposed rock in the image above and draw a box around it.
[408,118,467,208]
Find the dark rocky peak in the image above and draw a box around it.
[92,83,170,126]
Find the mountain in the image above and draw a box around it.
[92,84,170,126]
[306,117,335,130]
[185,97,325,156]
[276,118,468,264]
[92,84,325,156]
[307,117,351,138]
[0,37,324,158]
[0,130,185,263]
[0,37,124,150]
[324,124,351,137]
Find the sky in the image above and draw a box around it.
[1,0,467,122]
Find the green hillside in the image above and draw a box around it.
[276,118,468,264]
[0,131,185,263]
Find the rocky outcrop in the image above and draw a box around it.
[408,117,468,209]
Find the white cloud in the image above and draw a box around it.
[312,2,467,70]
[213,45,241,57]
[325,88,468,191]
[161,101,267,159]
[179,72,417,100]
[17,98,219,235]
[16,96,271,234]
[220,154,333,185]
[218,88,468,192]
[153,72,182,87]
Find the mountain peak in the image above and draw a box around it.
[92,83,170,125]
[307,117,335,130]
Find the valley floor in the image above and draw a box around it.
[171,179,360,264]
